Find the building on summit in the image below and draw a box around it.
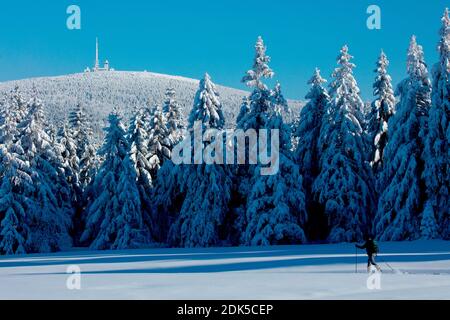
[85,38,114,72]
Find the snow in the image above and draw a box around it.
[0,240,448,299]
[0,71,302,143]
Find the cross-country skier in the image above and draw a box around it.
[355,236,381,273]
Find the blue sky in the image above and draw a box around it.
[0,0,448,100]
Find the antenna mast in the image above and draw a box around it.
[95,37,99,70]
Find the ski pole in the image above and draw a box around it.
[378,255,395,272]
[355,246,357,274]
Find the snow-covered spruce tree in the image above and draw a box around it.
[367,51,395,175]
[236,36,277,193]
[48,123,74,216]
[0,98,16,145]
[18,97,72,252]
[294,68,330,239]
[295,68,329,196]
[68,104,96,190]
[0,197,27,255]
[68,104,98,244]
[236,96,250,128]
[46,123,57,145]
[0,99,31,255]
[129,107,154,188]
[420,201,439,239]
[151,159,183,243]
[7,86,28,125]
[149,100,186,243]
[232,94,252,219]
[81,113,152,249]
[238,36,307,246]
[271,81,290,115]
[112,154,153,249]
[422,8,450,239]
[168,73,232,247]
[0,161,29,255]
[313,45,374,243]
[79,145,97,184]
[163,87,184,144]
[0,87,27,145]
[128,108,155,234]
[230,95,253,244]
[56,125,80,206]
[188,73,225,130]
[169,164,232,247]
[374,36,432,241]
[270,82,295,146]
[147,104,172,178]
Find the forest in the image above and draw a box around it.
[0,9,448,255]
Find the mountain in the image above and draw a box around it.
[0,71,302,140]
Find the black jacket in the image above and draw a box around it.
[356,240,377,255]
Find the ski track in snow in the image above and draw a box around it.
[0,240,449,299]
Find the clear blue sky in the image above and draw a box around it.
[0,0,448,100]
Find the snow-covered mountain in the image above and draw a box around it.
[0,71,302,139]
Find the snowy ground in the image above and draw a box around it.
[0,240,448,300]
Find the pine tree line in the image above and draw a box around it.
[0,9,448,254]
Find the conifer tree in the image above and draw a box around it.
[375,36,432,240]
[163,88,184,144]
[295,68,329,198]
[239,37,308,245]
[422,9,450,239]
[147,104,172,177]
[57,125,80,206]
[68,104,96,190]
[367,51,396,174]
[313,46,374,242]
[294,68,330,240]
[81,113,152,249]
[128,108,155,234]
[19,97,72,252]
[0,98,30,254]
[168,73,231,247]
[188,73,225,129]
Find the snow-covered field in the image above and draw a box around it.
[0,241,448,300]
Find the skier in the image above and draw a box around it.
[355,236,381,272]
